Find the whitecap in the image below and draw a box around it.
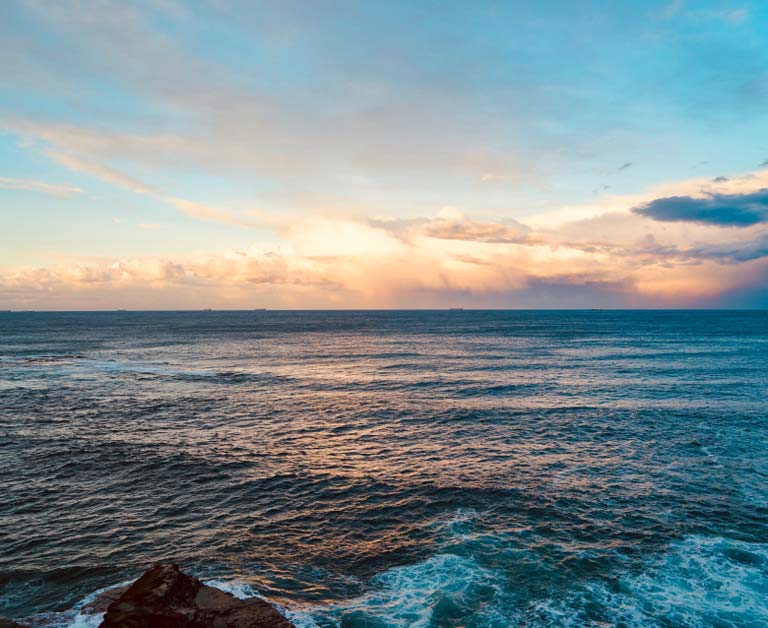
[527,535,768,628]
[203,578,259,600]
[307,552,514,628]
[15,534,767,628]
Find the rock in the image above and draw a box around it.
[0,617,30,628]
[98,563,294,628]
[82,585,130,614]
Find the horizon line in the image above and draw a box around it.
[2,308,767,313]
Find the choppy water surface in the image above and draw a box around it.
[1,310,767,628]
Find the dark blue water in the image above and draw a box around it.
[1,311,767,627]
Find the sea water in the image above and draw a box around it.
[1,310,766,627]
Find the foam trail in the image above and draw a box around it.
[18,535,768,628]
[623,535,768,626]
[307,553,513,628]
[528,535,768,628]
[203,579,259,600]
[13,581,132,628]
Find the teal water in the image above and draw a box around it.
[1,311,767,627]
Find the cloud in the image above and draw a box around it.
[697,8,749,24]
[20,140,268,229]
[0,176,82,198]
[633,189,768,227]
[7,165,765,308]
[525,166,768,229]
[164,197,269,228]
[4,204,768,309]
[367,210,535,246]
[46,149,155,195]
[12,165,763,308]
[614,233,768,265]
[0,2,534,194]
[420,217,531,244]
[660,2,749,24]
[656,0,685,20]
[689,234,768,263]
[0,247,334,310]
[479,172,511,182]
[7,115,768,309]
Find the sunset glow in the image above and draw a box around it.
[2,1,768,309]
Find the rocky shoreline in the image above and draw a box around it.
[1,564,294,628]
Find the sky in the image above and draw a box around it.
[2,0,768,309]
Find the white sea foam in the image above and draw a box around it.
[436,508,479,539]
[623,535,768,626]
[20,534,767,628]
[299,534,768,627]
[203,578,259,600]
[12,580,134,628]
[529,535,768,628]
[65,612,104,628]
[280,608,323,628]
[307,552,513,628]
[203,579,320,628]
[32,577,319,628]
[16,606,103,628]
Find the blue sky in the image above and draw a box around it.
[2,0,768,308]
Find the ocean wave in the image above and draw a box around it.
[290,552,512,628]
[15,534,767,628]
[313,533,768,627]
[527,535,768,628]
[203,578,260,600]
[13,581,131,628]
[624,535,768,627]
[0,354,286,385]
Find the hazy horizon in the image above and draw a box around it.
[3,307,768,312]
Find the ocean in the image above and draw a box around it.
[1,310,767,627]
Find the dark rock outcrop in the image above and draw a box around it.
[98,564,294,628]
[0,617,30,628]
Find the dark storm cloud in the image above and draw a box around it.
[633,189,768,227]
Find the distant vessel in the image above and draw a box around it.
[116,309,127,312]
[448,307,464,311]
[203,308,213,312]
[253,308,267,311]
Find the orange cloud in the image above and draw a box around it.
[3,208,767,309]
